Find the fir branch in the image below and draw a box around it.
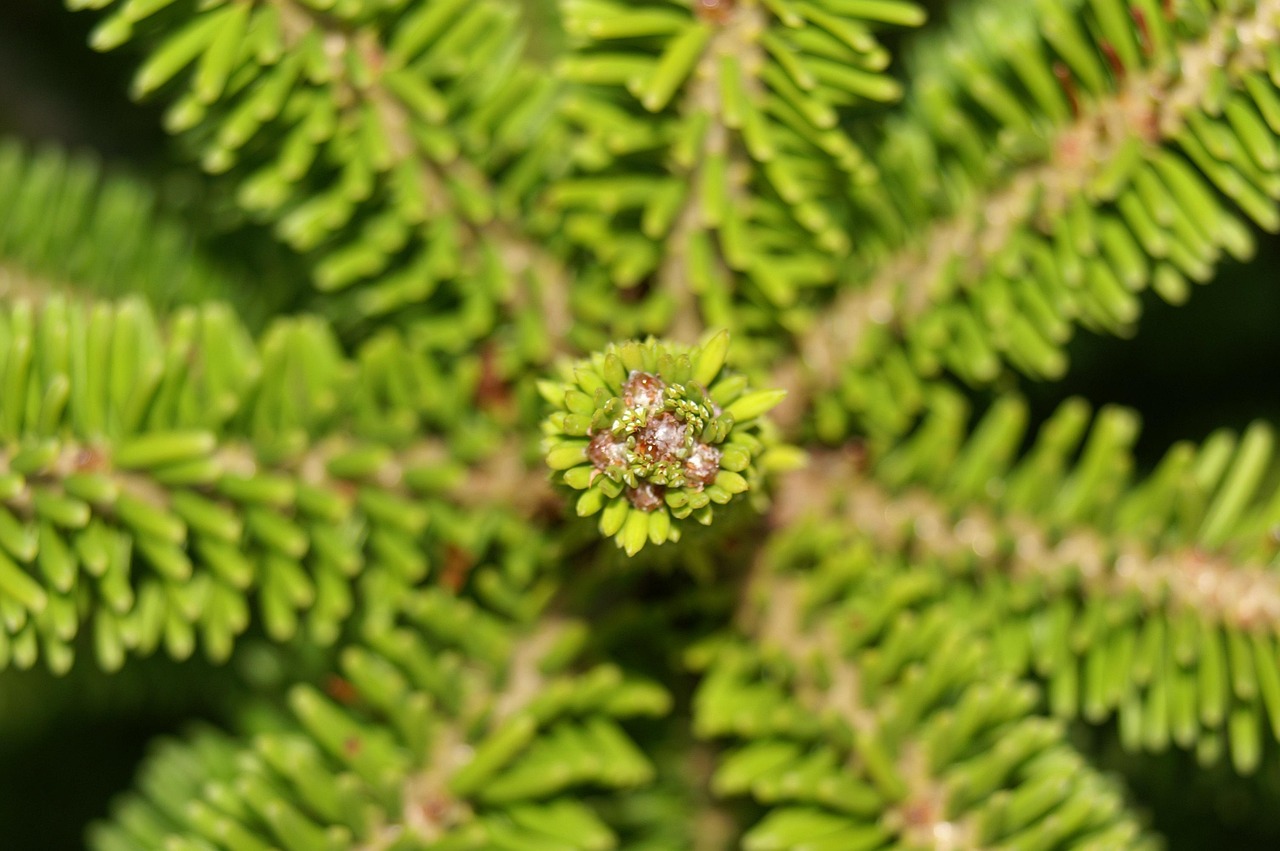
[746,571,983,849]
[691,528,1156,849]
[551,0,921,355]
[263,0,575,344]
[0,296,524,671]
[795,0,1280,437]
[773,390,1280,772]
[82,0,574,352]
[90,594,669,850]
[0,138,271,320]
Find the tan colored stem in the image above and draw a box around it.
[772,451,1280,633]
[657,2,770,344]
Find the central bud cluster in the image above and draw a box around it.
[541,334,788,555]
[587,371,723,511]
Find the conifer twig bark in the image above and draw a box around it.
[655,0,768,344]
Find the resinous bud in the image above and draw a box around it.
[541,332,788,556]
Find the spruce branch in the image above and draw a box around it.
[0,138,272,320]
[796,0,1280,440]
[80,0,574,354]
[0,296,534,671]
[774,389,1280,772]
[551,0,922,354]
[689,527,1156,849]
[89,594,669,851]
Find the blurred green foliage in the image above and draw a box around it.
[2,0,1280,849]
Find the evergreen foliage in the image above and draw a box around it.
[3,0,1280,847]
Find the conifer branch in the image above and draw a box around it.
[691,527,1155,848]
[265,0,575,344]
[794,0,1280,436]
[0,296,509,671]
[552,0,920,353]
[746,571,987,849]
[773,390,1280,773]
[90,593,669,850]
[12,0,1280,842]
[83,0,575,351]
[0,139,269,318]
